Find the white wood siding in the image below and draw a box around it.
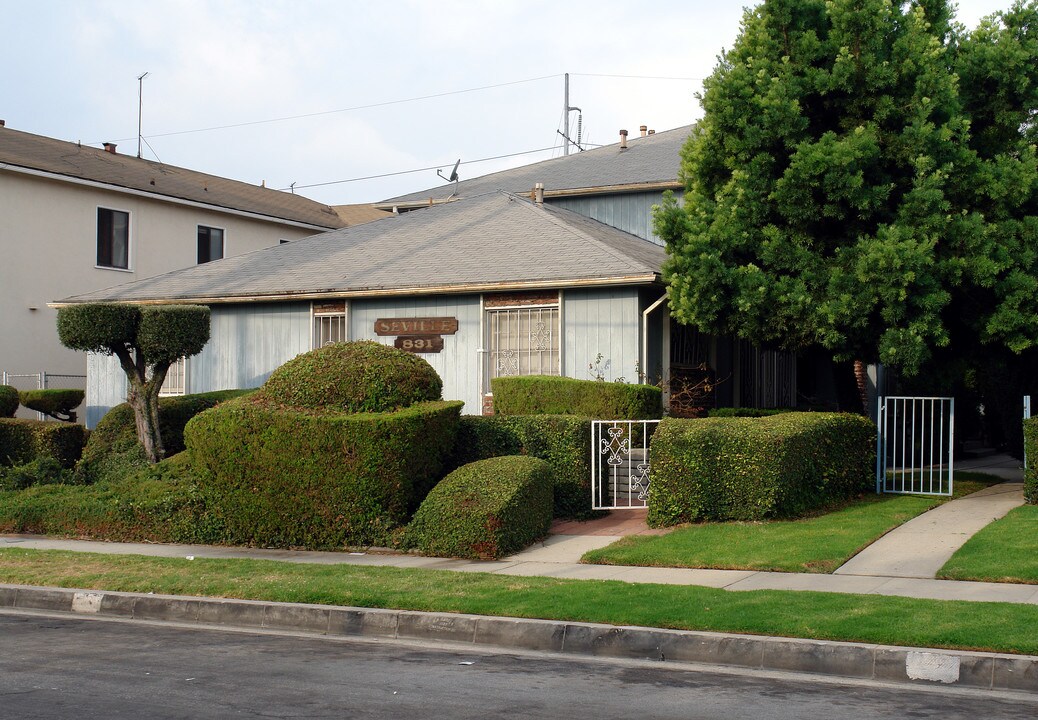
[350,296,482,414]
[563,288,641,383]
[188,302,311,393]
[85,353,128,428]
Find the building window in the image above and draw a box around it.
[97,207,129,269]
[312,302,347,348]
[159,358,186,396]
[487,306,560,379]
[197,226,224,264]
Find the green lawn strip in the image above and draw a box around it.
[938,505,1038,584]
[1,547,1036,655]
[583,476,1000,574]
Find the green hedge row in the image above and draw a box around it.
[706,407,795,418]
[648,412,875,525]
[0,419,87,468]
[450,414,593,519]
[79,389,255,481]
[0,386,18,417]
[491,376,662,419]
[1024,418,1038,504]
[407,456,553,559]
[184,397,463,548]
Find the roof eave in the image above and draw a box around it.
[50,273,663,308]
[373,180,682,211]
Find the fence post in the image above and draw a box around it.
[875,395,884,494]
[1025,395,1031,471]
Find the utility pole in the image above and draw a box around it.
[137,71,150,159]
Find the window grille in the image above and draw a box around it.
[313,313,347,348]
[487,307,560,379]
[159,358,186,396]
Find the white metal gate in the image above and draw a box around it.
[591,420,660,510]
[876,396,954,496]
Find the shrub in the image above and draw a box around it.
[449,414,593,518]
[407,456,553,559]
[78,389,255,482]
[0,385,18,418]
[0,418,87,468]
[1024,417,1038,504]
[261,341,442,413]
[491,376,662,419]
[19,389,85,421]
[648,412,875,526]
[185,397,463,548]
[706,407,795,418]
[0,457,73,492]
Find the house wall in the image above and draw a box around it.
[0,170,323,397]
[563,287,642,383]
[350,295,483,414]
[548,191,668,244]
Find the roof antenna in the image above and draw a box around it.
[437,158,461,199]
[136,71,150,159]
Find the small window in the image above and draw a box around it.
[487,306,560,379]
[159,358,186,396]
[97,208,130,269]
[197,226,224,264]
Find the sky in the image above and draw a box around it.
[1,0,1019,206]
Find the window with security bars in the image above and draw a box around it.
[159,358,186,396]
[313,313,347,348]
[487,307,560,379]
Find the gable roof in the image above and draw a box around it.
[57,191,665,305]
[377,125,691,208]
[0,125,344,230]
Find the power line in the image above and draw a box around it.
[571,72,703,81]
[281,145,559,191]
[99,73,564,144]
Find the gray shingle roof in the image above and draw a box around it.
[379,125,691,205]
[0,125,344,229]
[59,191,665,304]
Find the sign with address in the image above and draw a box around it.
[394,336,444,353]
[374,317,458,336]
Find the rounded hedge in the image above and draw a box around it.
[0,385,18,418]
[260,341,443,413]
[19,389,85,418]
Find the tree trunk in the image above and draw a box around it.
[853,359,870,415]
[126,379,165,464]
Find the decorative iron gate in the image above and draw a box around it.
[591,420,660,510]
[876,396,954,496]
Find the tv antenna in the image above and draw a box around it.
[559,73,584,154]
[136,71,150,158]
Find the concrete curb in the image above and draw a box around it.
[2,583,1036,693]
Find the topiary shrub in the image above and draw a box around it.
[491,375,662,419]
[0,418,87,468]
[1024,417,1038,504]
[19,389,85,422]
[185,396,462,548]
[78,389,254,483]
[406,455,553,559]
[261,340,442,413]
[0,385,18,418]
[648,412,875,526]
[450,414,593,519]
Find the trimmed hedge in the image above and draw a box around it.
[261,341,442,413]
[707,407,795,418]
[407,456,553,559]
[449,414,593,519]
[491,376,662,419]
[184,397,463,548]
[19,389,85,420]
[1024,417,1038,504]
[0,418,87,468]
[0,385,18,417]
[648,412,875,526]
[79,389,255,479]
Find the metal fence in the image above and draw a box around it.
[591,420,660,510]
[876,396,954,496]
[1,371,87,421]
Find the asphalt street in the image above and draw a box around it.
[1,611,1035,719]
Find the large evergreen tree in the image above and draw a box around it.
[657,0,1038,380]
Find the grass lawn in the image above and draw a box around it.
[1,547,1037,655]
[938,505,1038,584]
[582,474,1001,574]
